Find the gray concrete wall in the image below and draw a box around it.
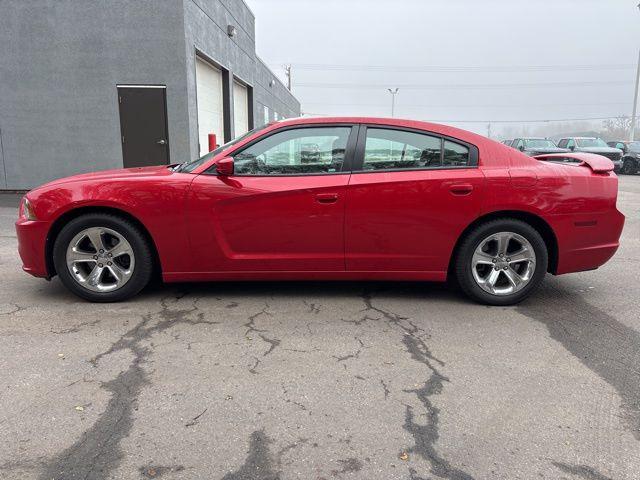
[0,0,192,190]
[0,0,299,190]
[183,0,300,158]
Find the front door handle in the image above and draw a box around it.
[156,139,167,145]
[449,183,473,195]
[315,193,339,204]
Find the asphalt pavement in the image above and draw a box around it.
[0,175,638,480]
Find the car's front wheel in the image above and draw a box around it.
[53,213,153,302]
[622,158,637,175]
[455,219,548,305]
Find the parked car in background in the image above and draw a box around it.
[511,137,569,156]
[16,117,624,306]
[557,137,623,172]
[607,140,640,175]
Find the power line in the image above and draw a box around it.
[295,80,630,90]
[270,62,635,73]
[301,101,629,108]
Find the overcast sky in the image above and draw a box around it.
[246,0,639,137]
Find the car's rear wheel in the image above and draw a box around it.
[455,219,548,305]
[53,213,153,302]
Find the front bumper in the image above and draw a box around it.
[15,218,50,278]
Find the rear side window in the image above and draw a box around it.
[360,128,474,171]
[443,140,470,166]
[558,139,568,148]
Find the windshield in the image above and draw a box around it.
[576,138,607,148]
[174,124,271,173]
[524,139,556,149]
[627,141,640,152]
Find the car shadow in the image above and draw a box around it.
[139,279,467,304]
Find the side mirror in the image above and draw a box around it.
[569,145,575,151]
[216,156,234,176]
[518,145,524,152]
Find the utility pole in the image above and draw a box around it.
[630,3,640,141]
[388,88,399,117]
[631,48,640,141]
[284,65,292,91]
[487,123,492,139]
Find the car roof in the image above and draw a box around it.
[273,116,492,147]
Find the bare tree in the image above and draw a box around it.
[601,116,633,141]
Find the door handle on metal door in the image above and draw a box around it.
[156,139,167,145]
[315,193,339,204]
[449,183,473,195]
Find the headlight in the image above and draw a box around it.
[21,197,37,221]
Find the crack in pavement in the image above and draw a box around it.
[332,336,366,363]
[518,286,640,441]
[380,379,390,400]
[258,333,280,356]
[360,290,474,480]
[37,293,217,480]
[139,464,185,478]
[552,461,614,480]
[330,457,363,477]
[244,304,281,358]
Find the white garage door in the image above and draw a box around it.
[233,80,249,137]
[196,57,224,157]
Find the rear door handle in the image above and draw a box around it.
[315,193,339,204]
[449,183,473,195]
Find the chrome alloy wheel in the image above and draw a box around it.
[471,231,536,296]
[65,227,135,292]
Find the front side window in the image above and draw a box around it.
[233,127,351,175]
[361,128,471,171]
[566,139,575,149]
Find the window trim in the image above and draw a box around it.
[205,123,360,177]
[351,125,479,174]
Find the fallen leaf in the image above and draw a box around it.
[74,406,84,412]
[399,452,409,461]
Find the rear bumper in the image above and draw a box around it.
[15,218,50,278]
[554,209,625,275]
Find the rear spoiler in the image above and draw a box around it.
[533,152,614,173]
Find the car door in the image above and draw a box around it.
[188,124,357,272]
[344,125,484,276]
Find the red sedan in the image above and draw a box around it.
[16,117,624,305]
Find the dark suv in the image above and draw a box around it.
[557,137,623,172]
[607,140,640,175]
[511,138,569,156]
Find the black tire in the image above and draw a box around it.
[454,218,548,306]
[622,158,637,175]
[53,213,153,302]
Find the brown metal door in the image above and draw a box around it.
[117,86,169,167]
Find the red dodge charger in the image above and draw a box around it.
[16,117,624,305]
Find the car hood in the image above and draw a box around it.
[524,147,569,154]
[36,165,174,189]
[575,147,622,154]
